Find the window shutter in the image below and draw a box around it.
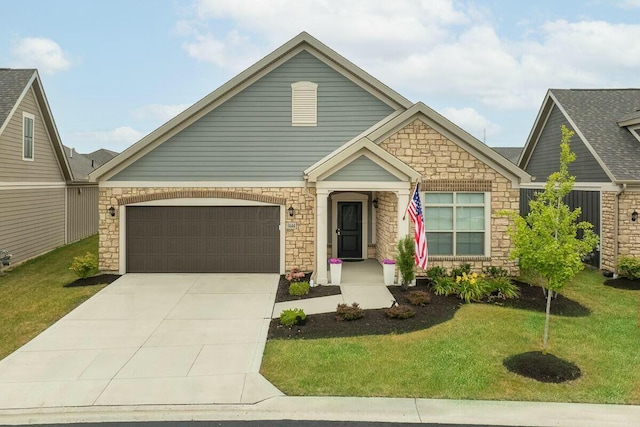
[291,81,317,126]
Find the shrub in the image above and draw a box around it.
[455,272,490,303]
[450,263,472,278]
[289,281,310,296]
[280,308,306,327]
[483,266,509,278]
[396,235,415,290]
[69,252,98,278]
[487,276,521,299]
[426,265,447,280]
[286,267,306,282]
[405,290,431,306]
[618,255,640,280]
[386,304,415,319]
[431,276,456,296]
[336,302,364,321]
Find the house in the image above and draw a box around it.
[0,69,105,264]
[64,146,119,181]
[519,89,640,272]
[90,32,530,283]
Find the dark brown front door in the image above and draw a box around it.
[126,206,280,273]
[337,201,362,259]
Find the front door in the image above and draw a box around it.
[337,201,362,259]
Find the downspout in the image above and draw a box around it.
[614,183,627,278]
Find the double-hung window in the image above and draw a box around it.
[424,192,488,256]
[23,112,34,161]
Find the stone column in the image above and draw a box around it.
[316,189,329,285]
[397,188,410,242]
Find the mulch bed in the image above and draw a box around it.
[268,280,590,340]
[503,351,581,383]
[64,274,121,287]
[275,273,341,302]
[603,277,640,290]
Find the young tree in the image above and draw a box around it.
[503,125,599,352]
[396,235,416,291]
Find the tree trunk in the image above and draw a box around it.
[542,288,553,354]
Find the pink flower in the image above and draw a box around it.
[382,259,396,265]
[329,258,343,264]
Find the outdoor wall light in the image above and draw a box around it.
[288,206,295,217]
[632,210,638,222]
[108,206,116,217]
[372,198,379,208]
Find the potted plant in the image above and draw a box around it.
[329,258,343,285]
[395,235,415,290]
[382,259,396,285]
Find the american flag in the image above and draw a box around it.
[407,183,429,270]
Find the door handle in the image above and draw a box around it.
[336,228,341,236]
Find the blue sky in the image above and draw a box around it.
[2,0,640,154]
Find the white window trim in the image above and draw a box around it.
[630,125,640,144]
[291,81,317,126]
[423,191,491,257]
[22,112,35,161]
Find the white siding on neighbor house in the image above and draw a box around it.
[0,88,65,182]
[109,51,396,181]
[0,188,66,264]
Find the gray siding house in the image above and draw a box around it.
[0,69,104,264]
[519,89,640,272]
[91,32,530,282]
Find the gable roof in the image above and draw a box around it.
[64,146,119,181]
[492,147,523,164]
[520,89,640,182]
[0,68,73,181]
[90,32,413,182]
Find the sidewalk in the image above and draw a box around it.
[1,396,639,426]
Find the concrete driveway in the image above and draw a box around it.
[0,274,283,409]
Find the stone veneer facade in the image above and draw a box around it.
[376,119,520,275]
[601,190,640,272]
[98,187,316,273]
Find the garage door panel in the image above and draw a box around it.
[126,206,280,273]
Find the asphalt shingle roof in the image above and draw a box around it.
[551,89,640,181]
[492,147,523,164]
[63,146,119,181]
[0,69,36,129]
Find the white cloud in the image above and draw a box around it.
[619,0,640,8]
[67,127,145,152]
[130,103,190,121]
[441,107,501,142]
[11,37,72,74]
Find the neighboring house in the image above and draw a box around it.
[519,89,640,271]
[493,147,523,165]
[0,69,110,264]
[90,32,530,283]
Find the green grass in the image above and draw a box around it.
[261,268,640,403]
[0,235,106,360]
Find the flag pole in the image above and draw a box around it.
[402,181,419,221]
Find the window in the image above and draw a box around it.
[424,192,489,256]
[22,112,34,161]
[291,81,317,126]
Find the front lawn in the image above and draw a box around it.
[0,235,107,360]
[261,268,640,403]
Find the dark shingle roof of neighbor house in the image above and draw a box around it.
[63,146,119,181]
[492,147,523,164]
[551,89,640,181]
[0,69,36,129]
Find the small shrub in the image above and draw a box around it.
[289,281,310,296]
[426,265,447,280]
[432,276,456,296]
[487,276,521,299]
[483,266,509,278]
[450,263,472,278]
[618,255,640,280]
[280,308,306,327]
[286,267,306,282]
[405,290,431,306]
[386,304,415,319]
[69,252,98,278]
[396,235,415,290]
[336,302,364,321]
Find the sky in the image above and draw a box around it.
[2,0,640,154]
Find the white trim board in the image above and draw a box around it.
[100,181,307,188]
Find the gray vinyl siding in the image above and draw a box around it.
[110,51,396,181]
[525,104,609,182]
[324,156,401,181]
[67,185,99,242]
[0,188,65,264]
[0,88,65,182]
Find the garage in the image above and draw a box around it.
[125,205,280,273]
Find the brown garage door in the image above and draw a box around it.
[126,206,280,273]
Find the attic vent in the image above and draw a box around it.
[291,81,317,126]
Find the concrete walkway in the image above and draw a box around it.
[0,274,283,409]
